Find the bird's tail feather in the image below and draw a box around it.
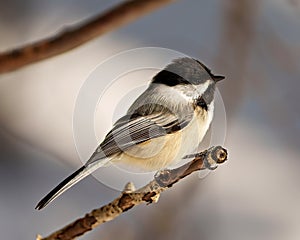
[35,160,107,210]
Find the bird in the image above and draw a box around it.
[35,57,225,210]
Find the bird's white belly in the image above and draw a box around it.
[113,105,214,171]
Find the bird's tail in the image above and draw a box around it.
[35,160,107,210]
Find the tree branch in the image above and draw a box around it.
[0,0,175,74]
[36,146,227,240]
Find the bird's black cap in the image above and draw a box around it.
[152,58,225,86]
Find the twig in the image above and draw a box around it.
[0,0,175,74]
[37,146,227,240]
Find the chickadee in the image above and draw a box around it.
[36,57,224,210]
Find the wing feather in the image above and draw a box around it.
[87,105,192,165]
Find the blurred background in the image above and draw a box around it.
[0,0,300,239]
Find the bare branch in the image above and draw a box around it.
[37,146,227,240]
[0,0,175,74]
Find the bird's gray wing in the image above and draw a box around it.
[87,104,193,165]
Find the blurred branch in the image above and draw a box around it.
[262,25,300,73]
[288,0,300,7]
[36,146,227,240]
[215,0,259,119]
[0,0,175,74]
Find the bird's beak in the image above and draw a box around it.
[213,75,225,83]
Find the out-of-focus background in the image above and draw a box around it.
[1,0,300,239]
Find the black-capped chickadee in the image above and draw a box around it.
[36,57,224,210]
